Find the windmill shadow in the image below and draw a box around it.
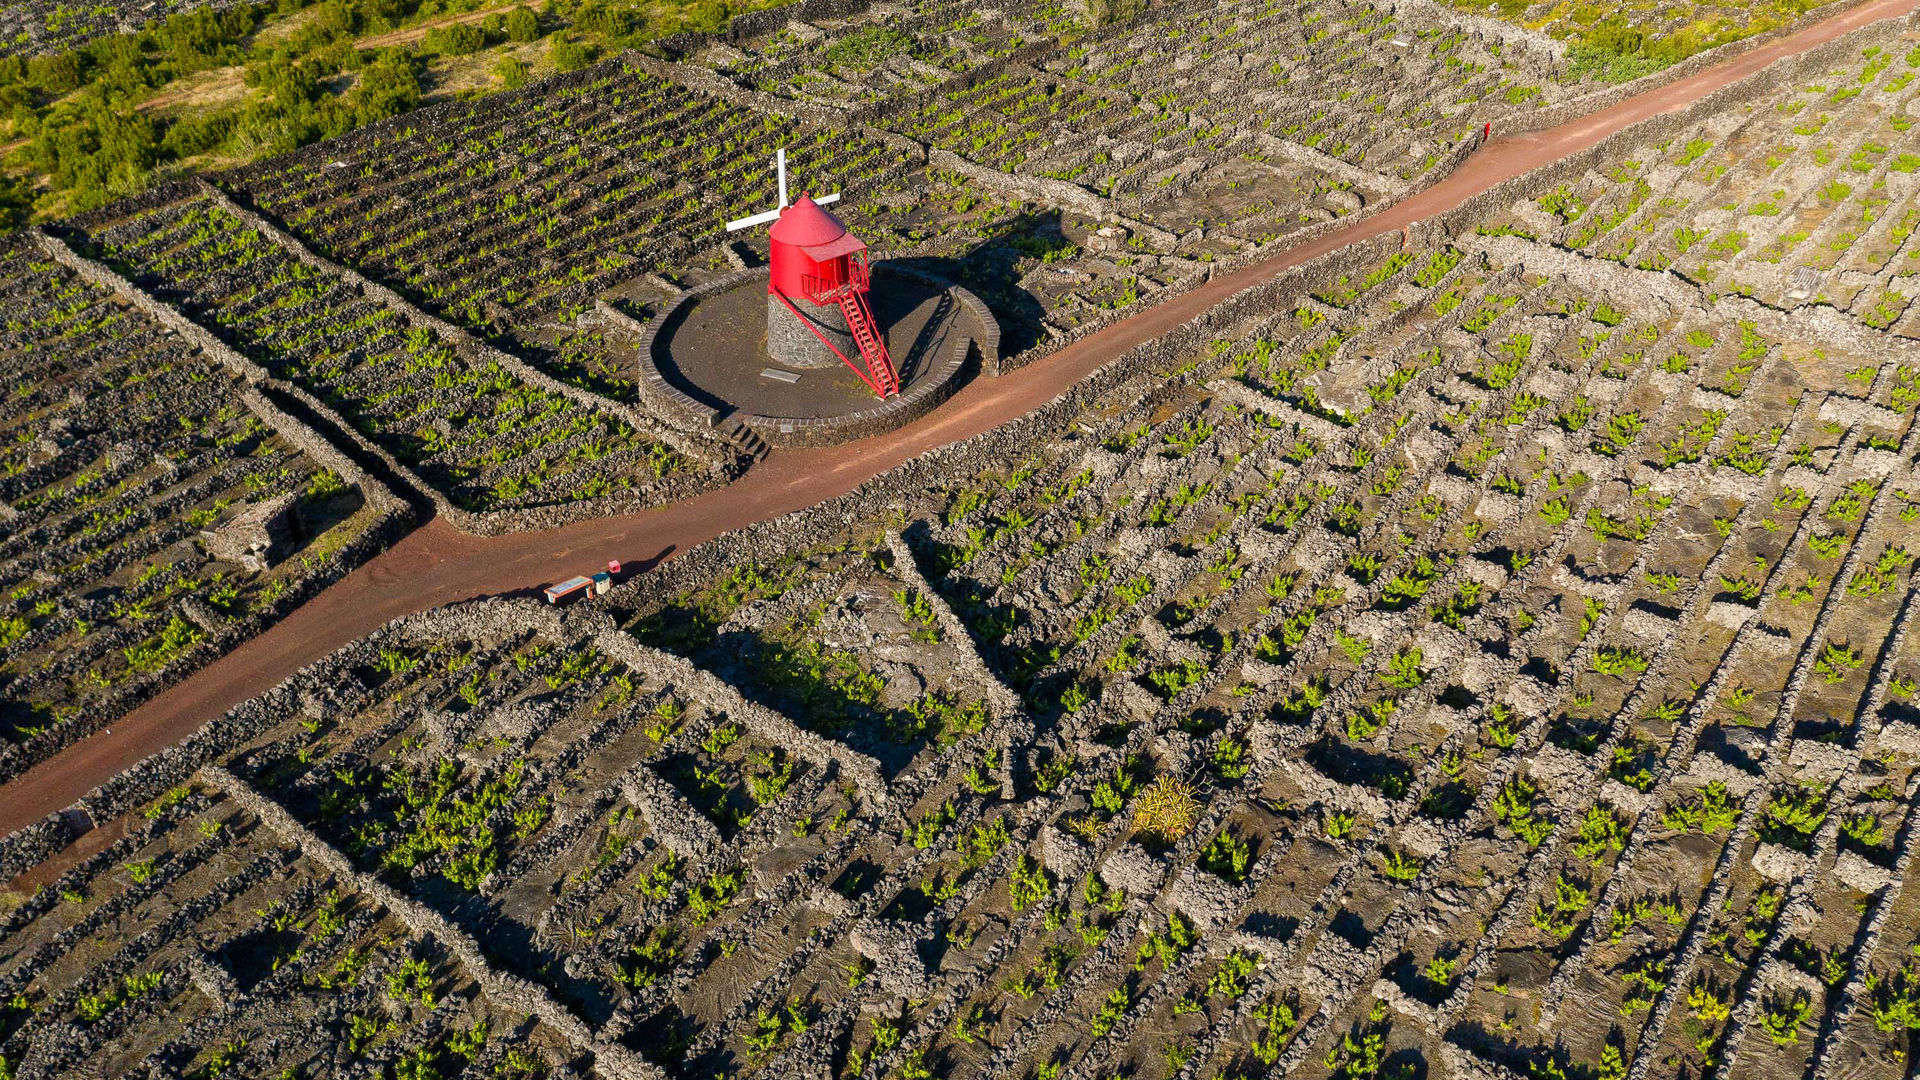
[887,209,1068,358]
[866,268,961,387]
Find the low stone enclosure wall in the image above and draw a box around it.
[10,40,1920,1080]
[635,263,998,447]
[13,11,1920,1078]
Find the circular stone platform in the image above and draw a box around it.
[641,264,988,448]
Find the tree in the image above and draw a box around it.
[158,108,237,158]
[156,6,252,70]
[311,1,356,38]
[28,101,159,212]
[26,52,84,95]
[548,36,592,73]
[0,174,28,231]
[86,35,156,98]
[358,0,414,23]
[683,0,732,34]
[573,1,640,42]
[422,24,487,56]
[493,56,529,90]
[350,49,421,123]
[504,6,539,42]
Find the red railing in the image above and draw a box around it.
[839,287,899,397]
[801,253,871,305]
[771,287,899,399]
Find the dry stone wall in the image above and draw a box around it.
[60,195,731,535]
[0,235,407,790]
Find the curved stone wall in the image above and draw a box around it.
[641,263,997,448]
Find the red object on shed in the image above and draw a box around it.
[766,195,900,398]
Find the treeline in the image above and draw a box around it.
[0,0,758,227]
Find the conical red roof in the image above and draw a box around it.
[769,194,848,247]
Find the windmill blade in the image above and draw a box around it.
[813,193,841,207]
[725,207,783,232]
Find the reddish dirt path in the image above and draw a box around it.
[4,0,1915,842]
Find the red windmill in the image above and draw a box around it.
[725,150,900,399]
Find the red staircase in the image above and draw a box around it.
[837,288,899,397]
[794,264,899,399]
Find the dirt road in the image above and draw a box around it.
[4,0,1914,838]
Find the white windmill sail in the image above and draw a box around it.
[725,148,840,232]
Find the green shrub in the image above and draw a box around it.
[549,36,593,72]
[1662,781,1740,834]
[1493,776,1554,846]
[421,23,487,56]
[493,54,530,89]
[504,6,539,41]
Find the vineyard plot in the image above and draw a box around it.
[82,195,712,520]
[0,780,584,1077]
[28,199,1920,1078]
[584,230,1920,1080]
[0,237,398,783]
[229,66,920,344]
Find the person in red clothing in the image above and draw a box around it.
[1483,121,1492,144]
